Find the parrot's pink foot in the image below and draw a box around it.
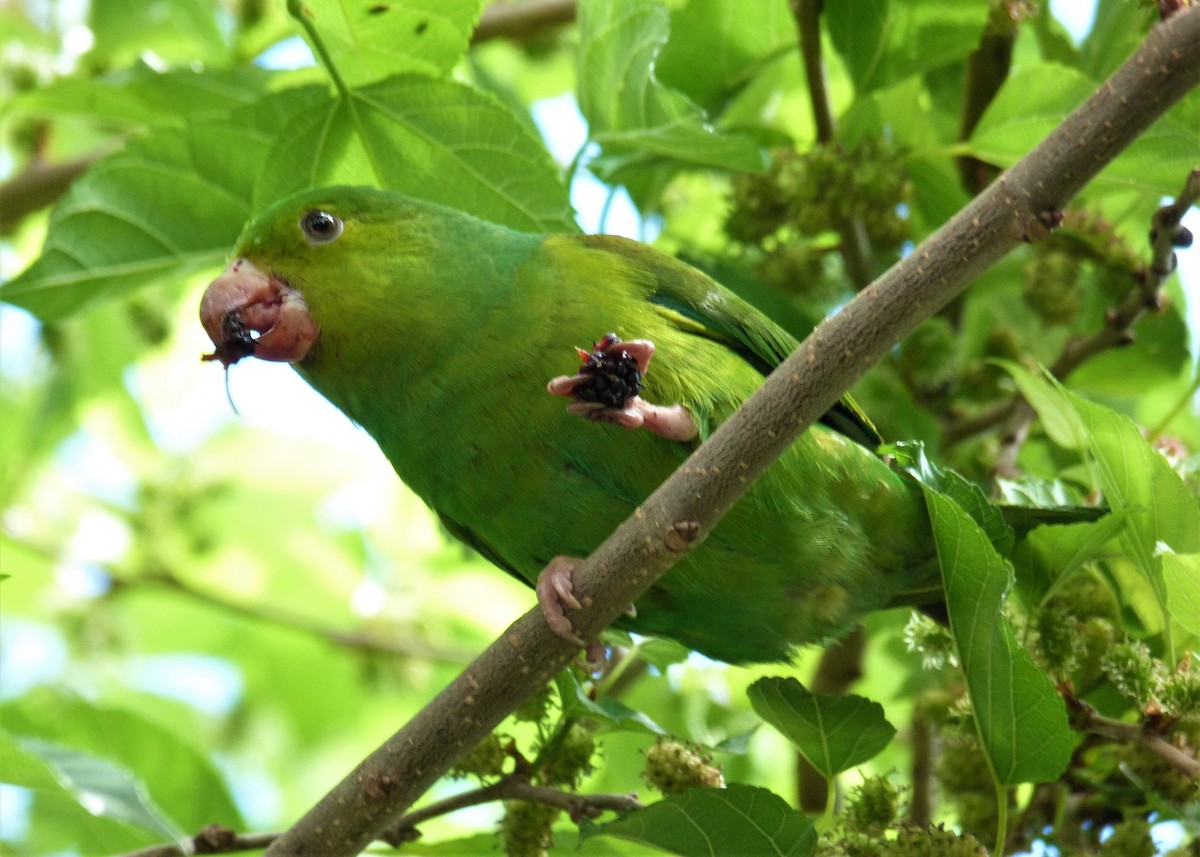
[536,556,586,647]
[548,336,698,442]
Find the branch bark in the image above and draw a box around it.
[264,9,1200,856]
[470,0,576,45]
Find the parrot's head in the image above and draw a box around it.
[200,185,451,369]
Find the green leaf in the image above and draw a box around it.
[1006,365,1200,575]
[297,0,484,85]
[581,784,817,857]
[0,86,319,322]
[0,730,64,792]
[1162,553,1200,638]
[16,737,190,848]
[886,441,1014,554]
[633,637,691,670]
[89,0,228,66]
[1,688,243,832]
[746,677,895,777]
[923,488,1074,784]
[655,0,795,114]
[8,67,274,130]
[576,0,766,194]
[2,75,573,322]
[825,0,990,93]
[556,672,667,736]
[1079,0,1155,80]
[967,65,1200,195]
[1021,512,1129,604]
[254,74,575,231]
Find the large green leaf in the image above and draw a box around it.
[7,67,274,130]
[966,64,1200,195]
[746,677,895,778]
[924,488,1074,784]
[2,688,243,833]
[1007,366,1200,566]
[656,0,795,113]
[825,0,989,93]
[16,737,190,848]
[0,115,271,321]
[1163,553,1200,638]
[1,74,573,322]
[253,74,575,231]
[295,0,484,85]
[576,0,766,193]
[556,671,667,736]
[581,784,816,857]
[89,0,229,67]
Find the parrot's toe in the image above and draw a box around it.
[536,556,586,647]
[580,639,609,674]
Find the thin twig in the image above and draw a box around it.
[946,168,1200,461]
[797,627,864,812]
[383,776,642,845]
[117,779,642,857]
[791,0,835,144]
[1065,692,1200,780]
[471,0,576,45]
[265,11,1200,856]
[122,826,276,857]
[114,569,476,665]
[0,156,96,232]
[787,0,874,289]
[957,7,1020,195]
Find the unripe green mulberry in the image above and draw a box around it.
[1022,248,1082,325]
[1098,816,1154,857]
[1119,741,1200,805]
[642,740,724,795]
[513,683,553,724]
[898,318,959,398]
[1101,641,1164,707]
[449,733,508,780]
[936,733,999,840]
[845,775,901,834]
[499,800,560,857]
[885,825,986,856]
[541,722,598,788]
[1159,668,1200,722]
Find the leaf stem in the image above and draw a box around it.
[286,0,352,102]
[993,780,1008,857]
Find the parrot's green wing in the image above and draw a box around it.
[581,235,881,448]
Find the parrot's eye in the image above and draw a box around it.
[300,210,343,244]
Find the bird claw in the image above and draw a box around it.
[536,556,586,647]
[547,336,698,442]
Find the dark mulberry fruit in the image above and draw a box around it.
[572,334,643,408]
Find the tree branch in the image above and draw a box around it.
[788,0,875,289]
[470,0,576,45]
[0,156,95,233]
[1065,692,1200,780]
[110,568,477,664]
[949,167,1199,470]
[264,10,1200,856]
[118,778,642,857]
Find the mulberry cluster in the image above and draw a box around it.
[726,140,913,296]
[642,739,724,795]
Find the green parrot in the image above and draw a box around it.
[200,185,939,664]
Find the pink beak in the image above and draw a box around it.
[199,258,319,367]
